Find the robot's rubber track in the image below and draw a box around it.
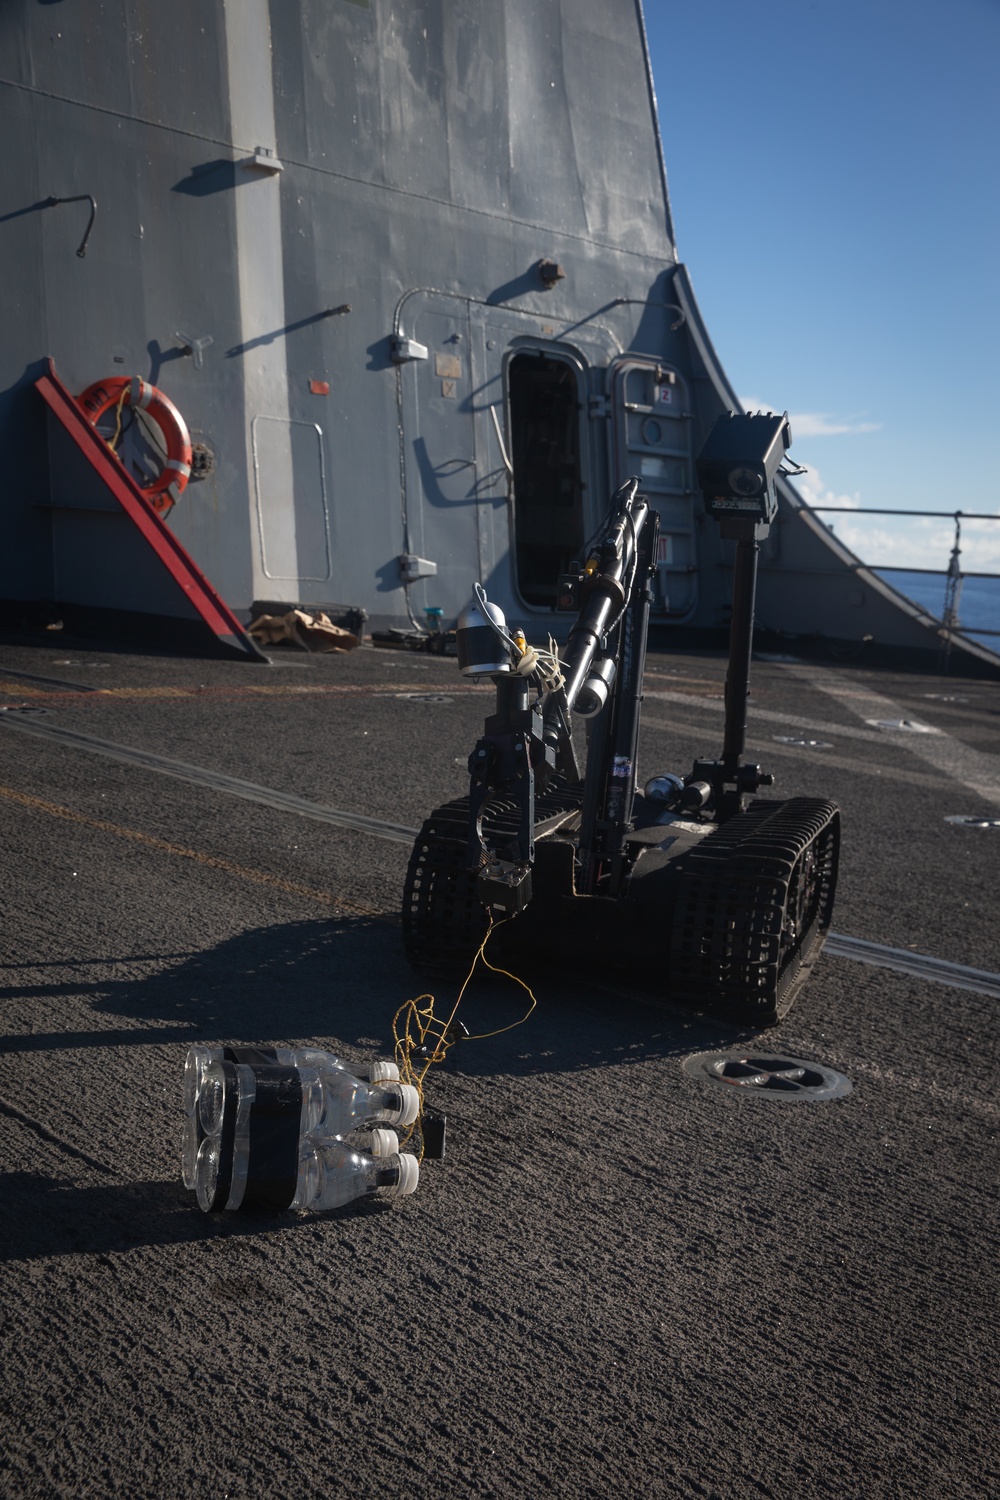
[402,780,584,978]
[667,796,840,1026]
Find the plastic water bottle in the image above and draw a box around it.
[272,1048,401,1086]
[183,1045,222,1121]
[182,1046,406,1188]
[192,1058,259,1211]
[181,1046,419,1211]
[290,1137,419,1211]
[268,1049,414,1138]
[305,1068,419,1140]
[183,1045,400,1122]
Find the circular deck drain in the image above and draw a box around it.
[683,1051,852,1101]
[945,814,1000,829]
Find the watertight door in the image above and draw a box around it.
[398,292,619,623]
[608,356,697,619]
[472,307,616,618]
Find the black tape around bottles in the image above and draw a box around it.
[245,1063,303,1210]
[220,1049,302,1210]
[225,1045,279,1068]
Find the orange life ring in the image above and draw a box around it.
[76,377,193,513]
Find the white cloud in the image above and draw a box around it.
[731,405,1000,571]
[789,412,881,438]
[739,398,880,438]
[794,462,861,512]
[790,462,1000,571]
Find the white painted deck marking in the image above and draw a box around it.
[641,714,957,793]
[780,663,1000,808]
[642,688,936,748]
[645,673,1000,806]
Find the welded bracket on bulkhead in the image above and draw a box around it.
[35,359,267,661]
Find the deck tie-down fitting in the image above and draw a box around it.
[682,1052,852,1102]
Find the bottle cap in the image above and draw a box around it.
[367,1128,399,1157]
[393,1153,419,1196]
[394,1084,420,1126]
[368,1060,400,1083]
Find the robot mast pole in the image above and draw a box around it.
[722,535,760,777]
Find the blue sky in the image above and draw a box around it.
[644,0,1000,575]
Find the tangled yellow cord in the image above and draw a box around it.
[391,913,539,1160]
[107,385,130,453]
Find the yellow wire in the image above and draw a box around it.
[459,945,537,1041]
[107,385,130,453]
[391,911,539,1160]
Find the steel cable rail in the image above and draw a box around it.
[809,506,1000,636]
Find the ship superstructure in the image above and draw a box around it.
[0,0,994,669]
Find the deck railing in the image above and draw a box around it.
[809,506,1000,638]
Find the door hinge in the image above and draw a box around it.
[391,336,429,364]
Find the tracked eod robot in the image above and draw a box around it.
[182,414,841,1218]
[403,413,841,1026]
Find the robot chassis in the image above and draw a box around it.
[402,413,840,1027]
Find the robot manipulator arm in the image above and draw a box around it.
[453,478,651,918]
[455,589,543,917]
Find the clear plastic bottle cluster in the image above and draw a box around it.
[182,1045,420,1214]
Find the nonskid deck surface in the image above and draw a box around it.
[1,635,998,1499]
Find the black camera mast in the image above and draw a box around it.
[684,410,792,821]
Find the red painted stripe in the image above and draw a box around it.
[36,360,265,660]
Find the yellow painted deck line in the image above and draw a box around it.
[0,784,382,918]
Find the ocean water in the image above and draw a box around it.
[874,569,1000,649]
